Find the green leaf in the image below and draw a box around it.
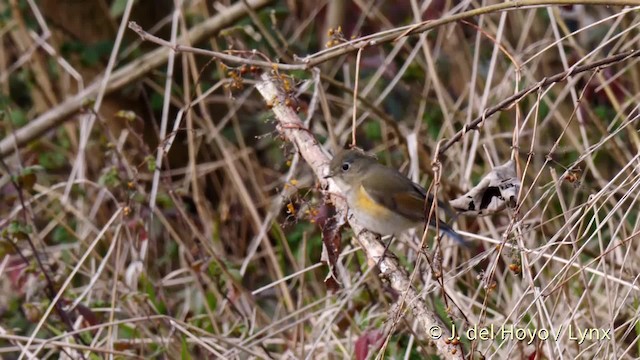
[52,225,75,244]
[80,41,114,66]
[146,156,156,172]
[205,291,217,311]
[109,0,135,18]
[364,121,382,140]
[150,92,164,112]
[141,274,167,315]
[181,336,192,360]
[10,109,27,127]
[39,151,66,170]
[99,167,121,187]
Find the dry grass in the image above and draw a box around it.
[1,0,640,359]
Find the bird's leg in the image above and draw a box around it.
[355,227,368,238]
[376,234,394,267]
[325,191,347,203]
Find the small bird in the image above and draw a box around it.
[325,149,464,243]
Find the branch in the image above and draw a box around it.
[128,21,306,70]
[437,49,640,157]
[0,0,274,158]
[300,0,640,68]
[255,73,464,359]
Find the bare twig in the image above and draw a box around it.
[128,21,304,70]
[351,48,363,147]
[148,6,179,215]
[437,49,640,157]
[301,0,640,67]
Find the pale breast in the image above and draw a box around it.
[347,185,419,235]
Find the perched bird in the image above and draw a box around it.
[325,149,464,243]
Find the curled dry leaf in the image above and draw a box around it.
[354,329,384,360]
[70,301,101,330]
[315,198,345,291]
[451,160,520,216]
[125,260,144,289]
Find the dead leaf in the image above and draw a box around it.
[73,301,101,329]
[355,329,383,360]
[451,160,520,216]
[317,199,345,291]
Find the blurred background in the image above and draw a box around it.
[1,0,639,358]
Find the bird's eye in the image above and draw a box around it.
[341,162,351,171]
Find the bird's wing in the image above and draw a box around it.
[361,164,467,244]
[361,165,428,223]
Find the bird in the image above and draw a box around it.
[325,148,464,243]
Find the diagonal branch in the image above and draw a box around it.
[255,73,464,359]
[300,0,640,68]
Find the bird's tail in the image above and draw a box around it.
[436,221,467,246]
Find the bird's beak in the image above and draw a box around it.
[324,170,334,179]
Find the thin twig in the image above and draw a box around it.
[351,48,363,147]
[128,21,305,70]
[437,49,640,157]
